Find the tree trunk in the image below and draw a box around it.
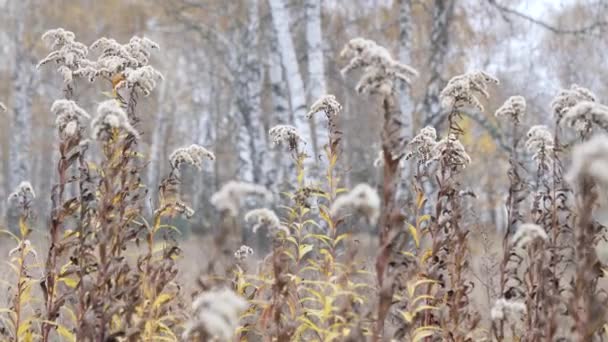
[419,0,455,129]
[306,0,326,158]
[234,0,265,184]
[269,0,312,155]
[397,0,415,202]
[9,0,34,192]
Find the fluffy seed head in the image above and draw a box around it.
[525,125,554,168]
[91,100,138,140]
[561,101,608,137]
[440,71,499,111]
[269,125,306,151]
[116,65,164,96]
[244,208,288,235]
[38,28,90,85]
[511,223,548,249]
[551,84,596,122]
[406,126,438,165]
[210,181,273,216]
[330,183,380,225]
[8,181,36,205]
[182,288,247,341]
[495,96,526,124]
[51,99,90,140]
[169,144,215,171]
[428,134,471,172]
[340,37,418,96]
[490,298,527,322]
[234,245,254,261]
[566,134,608,186]
[307,94,343,119]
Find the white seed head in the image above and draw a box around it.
[406,126,438,165]
[428,134,471,172]
[244,208,287,235]
[38,28,89,82]
[169,144,215,171]
[340,37,418,96]
[495,96,526,124]
[551,84,596,122]
[490,298,526,322]
[91,100,138,140]
[269,125,306,150]
[440,71,499,111]
[330,183,380,225]
[8,181,36,204]
[511,223,548,249]
[234,245,254,261]
[307,94,343,119]
[525,125,554,167]
[51,99,90,140]
[182,288,247,341]
[566,134,608,186]
[210,181,273,216]
[561,101,608,136]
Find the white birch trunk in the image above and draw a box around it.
[305,0,326,157]
[419,0,455,129]
[9,0,33,191]
[268,26,293,189]
[397,0,414,201]
[235,0,266,184]
[269,0,311,154]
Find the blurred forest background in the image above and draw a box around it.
[0,0,606,234]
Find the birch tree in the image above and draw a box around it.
[234,0,266,184]
[269,0,312,155]
[306,0,326,156]
[419,0,456,129]
[9,0,34,192]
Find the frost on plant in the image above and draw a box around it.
[269,125,306,151]
[495,95,526,124]
[306,94,343,119]
[566,134,608,186]
[51,99,90,141]
[169,144,216,171]
[330,183,380,224]
[91,100,139,140]
[210,181,273,216]
[439,70,499,111]
[551,84,596,122]
[340,37,418,95]
[405,126,438,165]
[511,223,548,249]
[182,287,247,341]
[561,101,608,137]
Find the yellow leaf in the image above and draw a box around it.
[59,277,79,289]
[153,293,173,309]
[407,224,419,248]
[299,244,314,260]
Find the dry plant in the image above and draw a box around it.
[2,27,608,342]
